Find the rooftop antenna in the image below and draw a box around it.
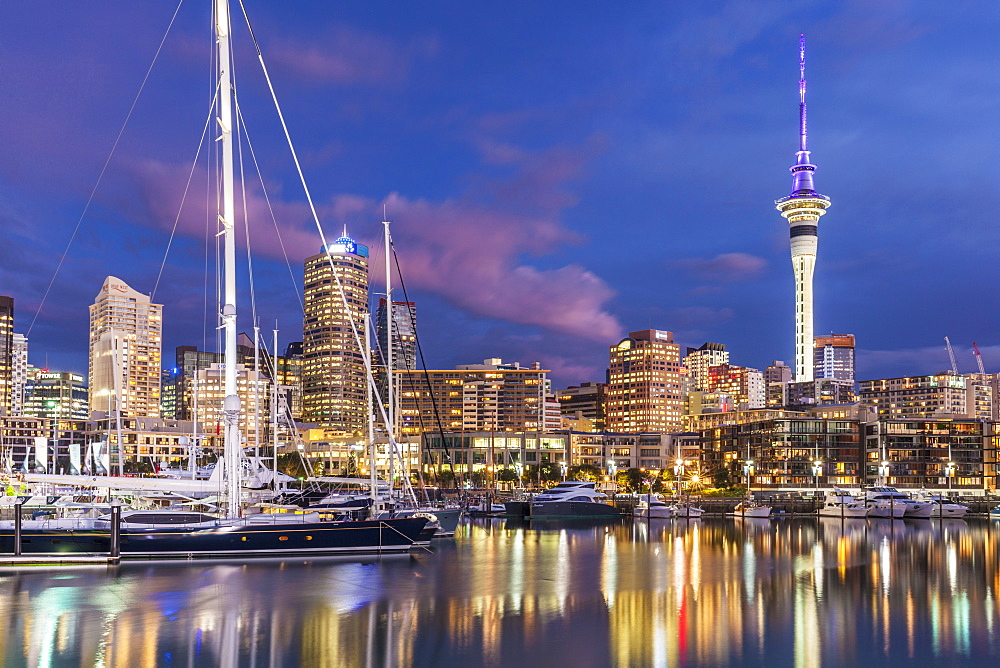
[799,34,808,153]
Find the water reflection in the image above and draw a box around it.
[1,518,998,666]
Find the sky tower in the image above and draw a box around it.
[775,35,830,382]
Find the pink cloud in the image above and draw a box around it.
[263,25,438,87]
[675,252,767,282]
[124,161,623,344]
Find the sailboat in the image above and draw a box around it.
[0,0,429,558]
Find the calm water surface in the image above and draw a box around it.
[1,517,998,667]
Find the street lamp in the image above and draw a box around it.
[945,461,956,492]
[673,458,686,497]
[559,461,567,481]
[607,459,616,478]
[878,460,890,482]
[812,459,823,494]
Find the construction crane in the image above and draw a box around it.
[973,342,986,375]
[944,336,959,374]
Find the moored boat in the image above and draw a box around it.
[633,494,673,519]
[818,489,868,518]
[530,482,620,518]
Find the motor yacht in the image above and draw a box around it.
[530,481,620,518]
[818,489,868,518]
[633,494,673,519]
[913,491,968,519]
[866,487,933,518]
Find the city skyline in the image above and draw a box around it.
[1,2,999,388]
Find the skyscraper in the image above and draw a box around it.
[775,36,831,382]
[10,333,28,416]
[0,296,12,414]
[88,276,162,418]
[814,333,856,383]
[302,231,370,433]
[376,298,417,372]
[606,329,683,433]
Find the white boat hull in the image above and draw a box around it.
[730,505,771,518]
[634,505,674,519]
[818,506,868,518]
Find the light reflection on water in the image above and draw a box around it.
[0,517,998,667]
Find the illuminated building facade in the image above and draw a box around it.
[775,37,830,382]
[858,373,992,419]
[698,416,863,490]
[192,363,271,441]
[0,296,12,414]
[704,364,765,409]
[682,342,728,391]
[88,276,162,418]
[556,382,607,430]
[302,233,369,433]
[606,329,683,433]
[765,360,794,406]
[814,333,855,383]
[23,371,89,422]
[865,418,994,491]
[421,430,569,480]
[9,333,28,416]
[397,359,549,435]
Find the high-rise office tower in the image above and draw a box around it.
[376,298,417,372]
[88,276,162,418]
[302,231,370,433]
[606,329,683,433]
[814,333,855,383]
[23,371,89,422]
[10,333,28,416]
[775,36,831,382]
[0,296,13,414]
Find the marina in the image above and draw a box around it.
[1,516,999,666]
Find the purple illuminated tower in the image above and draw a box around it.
[775,35,831,382]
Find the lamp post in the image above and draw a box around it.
[559,461,566,481]
[945,461,956,492]
[878,460,890,484]
[812,458,823,495]
[673,458,686,498]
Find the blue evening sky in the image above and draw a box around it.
[1,1,998,387]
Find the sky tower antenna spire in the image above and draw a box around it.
[799,34,807,152]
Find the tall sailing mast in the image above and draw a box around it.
[215,0,242,518]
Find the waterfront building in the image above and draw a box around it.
[397,359,550,435]
[858,373,992,419]
[302,232,369,433]
[682,342,728,391]
[420,430,569,482]
[0,296,12,414]
[89,415,206,474]
[0,414,46,471]
[23,371,89,422]
[775,37,831,382]
[698,415,863,490]
[704,364,766,409]
[88,276,162,418]
[288,427,420,479]
[606,329,683,433]
[814,333,856,383]
[569,431,671,472]
[9,333,28,416]
[556,382,607,430]
[865,418,994,491]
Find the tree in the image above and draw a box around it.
[496,468,519,483]
[437,469,457,488]
[469,469,489,488]
[570,464,602,482]
[538,462,562,483]
[621,468,644,492]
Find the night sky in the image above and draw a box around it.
[1,1,998,388]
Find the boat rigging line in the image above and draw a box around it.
[28,0,185,337]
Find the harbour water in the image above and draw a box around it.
[2,517,998,666]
